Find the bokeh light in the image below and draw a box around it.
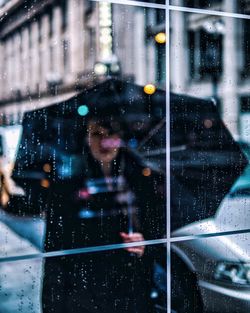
[154,32,166,44]
[43,163,51,173]
[41,179,50,188]
[144,84,156,95]
[142,167,152,177]
[77,105,89,116]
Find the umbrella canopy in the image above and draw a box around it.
[154,93,248,230]
[11,78,247,230]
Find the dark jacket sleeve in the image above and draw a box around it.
[124,150,166,265]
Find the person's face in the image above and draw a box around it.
[87,121,121,163]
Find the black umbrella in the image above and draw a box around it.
[11,78,247,230]
[142,93,249,230]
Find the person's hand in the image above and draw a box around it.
[120,232,145,257]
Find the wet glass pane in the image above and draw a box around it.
[170,11,250,235]
[171,232,250,313]
[0,2,166,256]
[0,243,167,313]
[170,0,250,15]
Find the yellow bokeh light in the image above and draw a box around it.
[154,32,166,44]
[144,84,156,95]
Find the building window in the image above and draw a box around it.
[237,1,250,13]
[145,9,166,85]
[49,7,53,38]
[28,24,32,48]
[188,29,223,80]
[61,0,67,31]
[241,97,250,113]
[155,9,166,86]
[184,0,222,8]
[38,17,42,43]
[63,39,69,73]
[49,45,54,72]
[240,96,250,142]
[85,0,94,16]
[242,18,250,77]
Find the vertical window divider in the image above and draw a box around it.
[165,2,171,313]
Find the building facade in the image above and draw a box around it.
[171,0,250,139]
[0,0,161,125]
[0,0,99,123]
[1,0,250,141]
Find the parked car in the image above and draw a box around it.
[172,179,250,313]
[153,141,250,313]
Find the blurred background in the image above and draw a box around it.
[0,1,250,313]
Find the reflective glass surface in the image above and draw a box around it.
[170,10,250,236]
[0,0,250,313]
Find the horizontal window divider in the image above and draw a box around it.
[1,228,250,263]
[170,5,250,20]
[171,228,250,243]
[0,238,167,263]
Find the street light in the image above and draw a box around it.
[94,55,121,78]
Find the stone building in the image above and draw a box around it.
[1,0,250,141]
[0,0,163,125]
[0,0,99,123]
[171,0,250,139]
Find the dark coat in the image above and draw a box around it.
[8,147,165,313]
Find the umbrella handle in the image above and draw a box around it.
[128,205,133,235]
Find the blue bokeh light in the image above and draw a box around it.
[128,138,138,149]
[77,105,89,116]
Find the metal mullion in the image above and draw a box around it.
[165,1,171,313]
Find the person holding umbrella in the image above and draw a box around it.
[39,110,166,313]
[3,79,166,313]
[6,79,247,313]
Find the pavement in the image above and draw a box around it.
[0,211,44,313]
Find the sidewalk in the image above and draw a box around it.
[0,219,43,313]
